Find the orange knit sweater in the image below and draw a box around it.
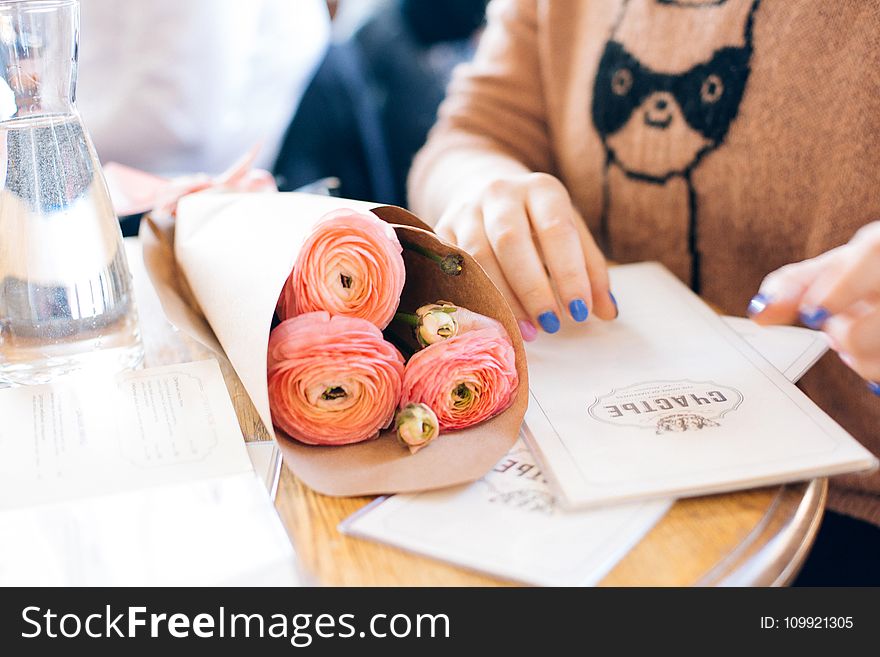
[410,0,880,524]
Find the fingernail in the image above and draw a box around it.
[569,299,589,323]
[537,311,561,334]
[518,319,538,342]
[868,382,880,396]
[747,293,771,317]
[800,306,831,330]
[840,352,855,368]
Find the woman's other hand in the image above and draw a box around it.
[749,222,880,392]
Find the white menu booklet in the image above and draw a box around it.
[524,263,876,509]
[343,438,671,586]
[341,314,832,586]
[0,360,299,586]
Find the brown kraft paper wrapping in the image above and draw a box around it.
[139,192,528,497]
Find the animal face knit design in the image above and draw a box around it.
[591,0,760,290]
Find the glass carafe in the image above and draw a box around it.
[0,0,143,386]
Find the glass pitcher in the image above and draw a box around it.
[0,0,143,386]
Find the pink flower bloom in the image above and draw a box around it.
[277,209,406,329]
[401,324,519,431]
[267,312,405,446]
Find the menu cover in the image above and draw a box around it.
[523,263,877,510]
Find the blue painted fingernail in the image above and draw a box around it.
[538,311,561,334]
[609,292,619,318]
[747,293,771,317]
[799,306,831,330]
[569,299,589,322]
[868,382,880,396]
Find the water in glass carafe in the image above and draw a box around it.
[0,0,143,386]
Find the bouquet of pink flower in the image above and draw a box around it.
[267,209,520,452]
[142,191,528,496]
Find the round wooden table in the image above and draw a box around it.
[127,239,825,586]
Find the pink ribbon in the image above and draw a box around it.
[103,146,277,219]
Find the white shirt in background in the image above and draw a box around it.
[76,0,330,176]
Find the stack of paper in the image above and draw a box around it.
[0,360,299,586]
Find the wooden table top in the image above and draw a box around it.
[126,238,826,587]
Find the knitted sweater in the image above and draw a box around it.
[410,0,880,524]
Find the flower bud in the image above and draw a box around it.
[396,403,440,454]
[415,302,459,347]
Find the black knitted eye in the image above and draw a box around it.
[700,74,724,103]
[611,68,633,96]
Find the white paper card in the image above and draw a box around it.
[0,360,299,586]
[523,263,877,509]
[340,309,837,587]
[0,473,299,586]
[0,360,252,510]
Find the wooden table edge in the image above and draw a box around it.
[696,478,827,586]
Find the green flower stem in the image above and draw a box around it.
[401,240,464,276]
[394,311,420,328]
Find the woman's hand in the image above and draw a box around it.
[749,222,880,393]
[434,172,618,340]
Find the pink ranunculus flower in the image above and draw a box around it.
[277,209,406,329]
[401,323,519,431]
[267,312,405,446]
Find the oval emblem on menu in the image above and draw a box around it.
[588,380,743,434]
